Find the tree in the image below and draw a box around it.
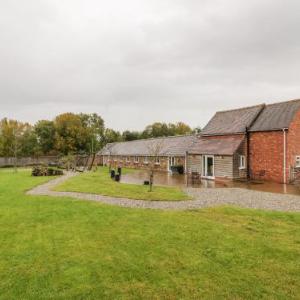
[104,128,122,144]
[146,139,166,192]
[34,120,56,155]
[79,113,105,154]
[141,122,192,138]
[174,122,192,135]
[192,126,202,134]
[20,124,39,157]
[122,130,141,141]
[54,113,86,155]
[0,119,29,171]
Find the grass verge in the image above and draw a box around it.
[0,169,299,299]
[54,167,191,201]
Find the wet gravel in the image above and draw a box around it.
[27,172,300,212]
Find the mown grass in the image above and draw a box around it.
[0,169,300,299]
[54,167,190,201]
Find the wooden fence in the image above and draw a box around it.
[0,156,59,167]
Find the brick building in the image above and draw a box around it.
[187,104,264,180]
[248,99,300,183]
[98,99,300,184]
[99,135,198,173]
[188,99,300,183]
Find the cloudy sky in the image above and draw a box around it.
[1,0,300,131]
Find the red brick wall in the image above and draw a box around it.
[101,155,186,173]
[249,131,284,183]
[287,109,300,181]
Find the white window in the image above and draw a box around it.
[144,157,149,164]
[296,156,300,168]
[155,157,160,165]
[239,155,246,169]
[134,156,139,163]
[126,157,130,163]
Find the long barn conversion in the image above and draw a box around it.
[98,99,300,184]
[99,135,198,173]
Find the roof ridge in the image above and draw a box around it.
[264,98,300,107]
[105,134,197,145]
[215,103,265,114]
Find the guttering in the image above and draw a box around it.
[283,128,288,184]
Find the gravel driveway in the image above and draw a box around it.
[27,172,300,212]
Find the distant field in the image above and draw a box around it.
[0,169,299,299]
[54,167,191,201]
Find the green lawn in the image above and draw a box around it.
[0,169,300,299]
[54,167,190,201]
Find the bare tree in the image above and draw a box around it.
[106,143,116,172]
[10,126,24,173]
[146,138,166,192]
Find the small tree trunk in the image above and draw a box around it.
[14,153,18,173]
[149,170,154,192]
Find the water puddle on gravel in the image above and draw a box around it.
[120,170,300,196]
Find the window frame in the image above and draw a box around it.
[239,155,246,170]
[144,156,149,164]
[296,156,300,168]
[134,156,139,163]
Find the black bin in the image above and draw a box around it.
[117,167,122,176]
[110,170,115,178]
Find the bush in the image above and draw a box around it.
[32,166,63,177]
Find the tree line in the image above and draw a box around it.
[0,113,200,157]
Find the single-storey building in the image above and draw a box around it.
[99,135,198,173]
[187,99,300,183]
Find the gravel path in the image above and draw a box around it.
[26,172,300,212]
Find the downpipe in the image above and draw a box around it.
[283,128,287,184]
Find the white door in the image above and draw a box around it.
[202,155,214,179]
[168,156,176,171]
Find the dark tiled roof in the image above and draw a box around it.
[249,99,300,132]
[201,104,264,135]
[98,135,199,157]
[189,136,244,155]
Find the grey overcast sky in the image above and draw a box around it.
[1,0,300,131]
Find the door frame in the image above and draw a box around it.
[168,156,176,172]
[202,155,215,179]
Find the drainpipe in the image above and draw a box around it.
[185,151,188,174]
[246,126,250,180]
[283,128,288,184]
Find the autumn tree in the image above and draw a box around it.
[0,119,35,171]
[54,113,86,155]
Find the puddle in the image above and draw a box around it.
[120,170,300,196]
